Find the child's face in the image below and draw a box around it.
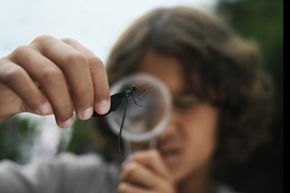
[137,50,219,181]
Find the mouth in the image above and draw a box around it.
[158,146,182,164]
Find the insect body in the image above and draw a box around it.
[93,85,147,151]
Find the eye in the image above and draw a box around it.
[173,94,200,109]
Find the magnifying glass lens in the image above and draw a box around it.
[106,73,172,143]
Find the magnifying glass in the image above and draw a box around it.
[105,73,172,155]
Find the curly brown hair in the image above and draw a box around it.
[97,6,272,161]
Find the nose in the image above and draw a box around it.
[157,109,180,144]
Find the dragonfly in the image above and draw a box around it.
[93,85,150,151]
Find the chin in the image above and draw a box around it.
[164,160,189,182]
[170,167,189,182]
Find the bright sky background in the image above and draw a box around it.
[0,0,218,160]
[0,0,218,60]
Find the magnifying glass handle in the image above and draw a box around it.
[124,137,157,157]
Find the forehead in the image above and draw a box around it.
[136,50,184,96]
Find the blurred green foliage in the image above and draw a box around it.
[62,119,103,154]
[0,116,39,163]
[62,118,120,162]
[214,0,283,193]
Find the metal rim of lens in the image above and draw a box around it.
[106,73,172,142]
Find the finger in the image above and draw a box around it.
[118,182,150,193]
[62,38,110,114]
[130,150,171,181]
[31,35,95,119]
[121,161,160,189]
[0,59,52,115]
[9,45,74,127]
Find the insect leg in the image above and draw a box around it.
[134,89,148,101]
[132,92,151,108]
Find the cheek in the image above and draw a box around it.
[179,107,218,170]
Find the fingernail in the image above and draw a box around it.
[59,117,74,128]
[118,183,127,192]
[78,106,93,120]
[124,162,135,171]
[127,155,133,160]
[95,100,110,114]
[122,160,130,168]
[37,102,53,115]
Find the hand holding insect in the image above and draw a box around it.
[0,35,110,127]
[119,150,177,193]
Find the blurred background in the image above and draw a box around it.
[0,0,283,193]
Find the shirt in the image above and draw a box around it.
[0,153,241,193]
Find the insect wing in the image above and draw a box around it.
[109,93,125,112]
